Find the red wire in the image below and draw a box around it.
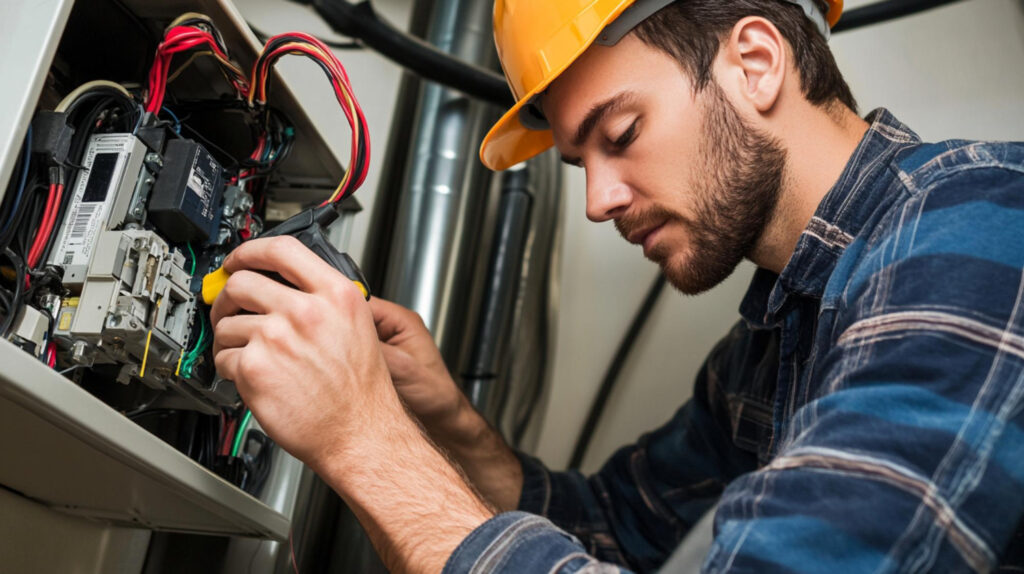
[26,184,57,266]
[255,37,371,202]
[27,183,63,269]
[220,417,238,456]
[289,529,300,574]
[146,26,247,114]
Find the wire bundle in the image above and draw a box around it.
[179,305,210,378]
[236,108,294,191]
[249,32,370,205]
[145,15,249,115]
[26,173,65,269]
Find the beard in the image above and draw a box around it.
[614,82,787,295]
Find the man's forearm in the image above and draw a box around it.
[314,401,494,573]
[429,395,524,512]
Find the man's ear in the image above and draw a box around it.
[721,16,787,113]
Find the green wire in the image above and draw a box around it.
[186,243,197,276]
[231,409,253,457]
[179,244,201,378]
[181,310,207,378]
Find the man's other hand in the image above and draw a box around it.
[369,298,468,430]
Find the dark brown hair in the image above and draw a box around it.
[632,0,858,112]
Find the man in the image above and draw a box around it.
[210,0,1024,571]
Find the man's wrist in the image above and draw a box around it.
[429,394,492,449]
[312,398,494,573]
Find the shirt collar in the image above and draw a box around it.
[740,109,922,328]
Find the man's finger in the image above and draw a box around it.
[212,314,264,354]
[223,236,333,295]
[210,270,295,327]
[370,297,422,343]
[213,346,246,384]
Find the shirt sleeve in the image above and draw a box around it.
[445,324,767,573]
[702,164,1024,572]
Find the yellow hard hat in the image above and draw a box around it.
[480,0,844,171]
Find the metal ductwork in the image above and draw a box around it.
[461,153,563,444]
[310,0,565,569]
[376,0,501,365]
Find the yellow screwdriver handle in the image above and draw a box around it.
[200,266,369,305]
[201,267,231,305]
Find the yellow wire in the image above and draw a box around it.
[174,349,185,377]
[140,298,163,379]
[252,40,362,204]
[167,51,210,83]
[140,330,154,378]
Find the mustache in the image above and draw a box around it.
[613,205,681,241]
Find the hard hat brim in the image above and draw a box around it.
[479,1,636,171]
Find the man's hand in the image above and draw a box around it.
[209,236,493,572]
[370,298,465,429]
[370,297,526,512]
[210,235,393,465]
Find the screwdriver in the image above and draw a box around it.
[201,204,370,305]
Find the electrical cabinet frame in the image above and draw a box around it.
[0,0,357,543]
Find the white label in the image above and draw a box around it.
[51,135,134,268]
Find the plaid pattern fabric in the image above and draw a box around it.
[444,110,1024,574]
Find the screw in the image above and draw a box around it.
[71,340,89,363]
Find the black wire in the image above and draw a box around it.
[248,21,361,50]
[0,175,40,252]
[0,249,27,337]
[254,37,368,200]
[832,0,968,34]
[568,274,667,470]
[311,0,513,106]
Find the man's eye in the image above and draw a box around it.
[613,121,638,148]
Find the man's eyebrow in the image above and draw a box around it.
[572,91,637,148]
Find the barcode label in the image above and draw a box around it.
[53,201,107,267]
[69,203,100,240]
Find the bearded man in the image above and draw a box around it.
[209,0,1024,571]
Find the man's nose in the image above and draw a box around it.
[585,165,631,222]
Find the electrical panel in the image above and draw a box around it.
[0,0,367,506]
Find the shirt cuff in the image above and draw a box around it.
[443,511,612,574]
[515,450,553,515]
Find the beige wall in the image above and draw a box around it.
[235,0,1024,474]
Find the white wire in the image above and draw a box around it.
[55,80,133,112]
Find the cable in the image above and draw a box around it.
[831,0,968,34]
[161,106,182,134]
[568,274,667,470]
[250,31,370,204]
[186,243,197,275]
[55,80,133,113]
[248,21,361,50]
[145,20,249,114]
[311,0,512,106]
[0,126,32,239]
[0,248,26,337]
[231,409,254,457]
[180,308,210,378]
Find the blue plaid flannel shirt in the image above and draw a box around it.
[443,110,1024,573]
